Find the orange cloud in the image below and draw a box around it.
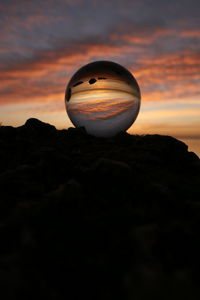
[1,44,200,106]
[0,42,133,105]
[113,28,174,44]
[68,98,136,120]
[180,30,200,38]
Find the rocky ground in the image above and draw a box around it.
[0,118,200,299]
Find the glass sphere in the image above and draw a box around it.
[65,61,141,137]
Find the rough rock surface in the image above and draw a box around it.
[0,118,200,299]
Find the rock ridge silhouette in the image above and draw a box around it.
[0,118,200,299]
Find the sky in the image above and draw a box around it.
[0,0,200,155]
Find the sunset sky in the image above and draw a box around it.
[0,0,200,154]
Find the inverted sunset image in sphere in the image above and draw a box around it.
[65,61,141,137]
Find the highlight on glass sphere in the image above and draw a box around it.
[65,61,141,137]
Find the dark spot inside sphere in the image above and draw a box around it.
[115,70,122,76]
[73,81,83,87]
[89,78,97,84]
[66,88,71,102]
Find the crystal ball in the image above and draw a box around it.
[65,61,141,137]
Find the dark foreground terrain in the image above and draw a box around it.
[0,118,200,299]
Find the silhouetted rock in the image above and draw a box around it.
[0,125,16,138]
[17,118,56,137]
[0,118,200,300]
[67,126,88,137]
[86,158,132,187]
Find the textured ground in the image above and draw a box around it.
[0,118,200,299]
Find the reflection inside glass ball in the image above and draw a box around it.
[65,61,141,137]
